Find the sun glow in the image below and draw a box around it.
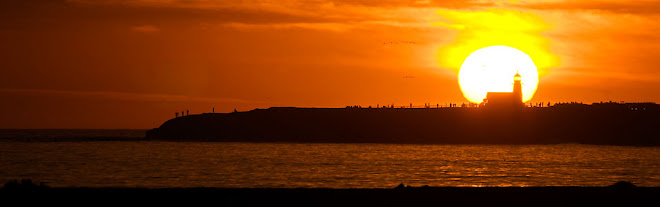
[458,46,539,103]
[434,9,559,75]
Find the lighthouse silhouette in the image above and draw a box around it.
[513,72,523,104]
[483,72,524,109]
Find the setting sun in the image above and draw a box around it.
[458,46,539,103]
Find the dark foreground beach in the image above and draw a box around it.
[2,180,658,205]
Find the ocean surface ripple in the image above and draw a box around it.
[1,139,659,188]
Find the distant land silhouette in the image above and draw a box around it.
[147,102,660,146]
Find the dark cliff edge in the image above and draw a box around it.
[146,103,660,146]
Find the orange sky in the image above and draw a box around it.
[2,0,660,129]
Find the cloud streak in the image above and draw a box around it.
[512,0,660,14]
[131,25,159,32]
[0,88,262,104]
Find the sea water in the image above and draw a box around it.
[0,130,659,188]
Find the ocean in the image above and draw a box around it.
[1,129,659,188]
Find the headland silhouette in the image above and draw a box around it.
[147,73,660,146]
[146,101,660,145]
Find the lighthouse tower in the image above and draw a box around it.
[513,72,523,106]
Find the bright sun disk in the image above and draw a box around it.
[458,46,539,103]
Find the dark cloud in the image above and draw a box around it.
[0,0,369,31]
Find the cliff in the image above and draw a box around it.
[146,103,660,145]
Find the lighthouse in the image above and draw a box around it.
[483,72,525,109]
[513,72,523,106]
